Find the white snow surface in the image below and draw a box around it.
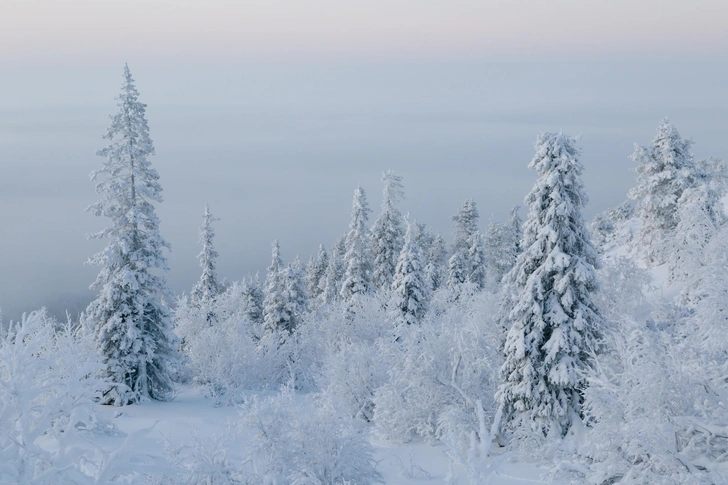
[91,387,556,484]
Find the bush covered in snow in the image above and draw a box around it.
[552,317,728,485]
[242,389,383,485]
[0,310,123,484]
[374,290,502,453]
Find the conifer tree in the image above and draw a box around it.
[497,132,602,439]
[340,186,373,313]
[282,256,309,332]
[332,235,348,284]
[414,222,435,257]
[425,233,447,292]
[447,199,480,290]
[466,231,486,290]
[390,221,429,327]
[452,199,480,253]
[83,64,178,405]
[319,236,347,304]
[484,216,520,287]
[306,245,328,301]
[371,171,405,289]
[320,257,340,305]
[446,250,468,290]
[509,205,523,255]
[628,118,697,261]
[190,204,221,308]
[241,274,264,325]
[263,240,290,334]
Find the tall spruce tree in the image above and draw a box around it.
[390,221,429,327]
[263,240,290,334]
[282,256,309,332]
[241,274,264,325]
[484,211,520,288]
[508,205,523,255]
[452,199,480,253]
[628,118,697,262]
[340,186,373,314]
[320,256,340,305]
[190,204,221,308]
[425,233,447,291]
[446,250,468,290]
[447,199,480,290]
[371,171,405,289]
[319,236,347,304]
[414,222,435,258]
[466,231,486,290]
[306,245,328,301]
[83,65,178,405]
[332,235,347,284]
[497,132,602,439]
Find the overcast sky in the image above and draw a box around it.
[1,1,727,321]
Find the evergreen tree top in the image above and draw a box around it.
[191,203,221,304]
[521,131,597,270]
[350,186,371,221]
[452,199,479,251]
[630,118,695,185]
[381,170,405,210]
[269,240,283,274]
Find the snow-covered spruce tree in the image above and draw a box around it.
[320,255,341,305]
[390,221,429,328]
[425,233,447,292]
[414,222,435,254]
[447,199,480,290]
[484,221,512,287]
[241,273,264,326]
[453,199,480,251]
[333,235,347,279]
[447,249,468,290]
[305,244,328,301]
[628,118,697,262]
[466,231,486,290]
[497,132,602,440]
[509,205,522,255]
[190,204,221,311]
[282,256,308,332]
[371,170,405,290]
[83,64,178,405]
[340,186,373,315]
[485,209,521,289]
[263,240,292,334]
[319,236,347,304]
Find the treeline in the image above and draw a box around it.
[2,65,727,484]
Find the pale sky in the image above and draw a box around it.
[1,1,727,322]
[2,0,728,63]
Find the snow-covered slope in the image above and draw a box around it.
[90,387,557,485]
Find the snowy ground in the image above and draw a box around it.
[95,387,555,484]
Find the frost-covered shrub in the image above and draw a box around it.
[553,319,728,484]
[589,201,635,253]
[374,292,501,454]
[159,427,246,485]
[302,294,392,421]
[242,390,383,485]
[175,289,293,404]
[0,309,118,484]
[317,340,389,422]
[594,256,652,323]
